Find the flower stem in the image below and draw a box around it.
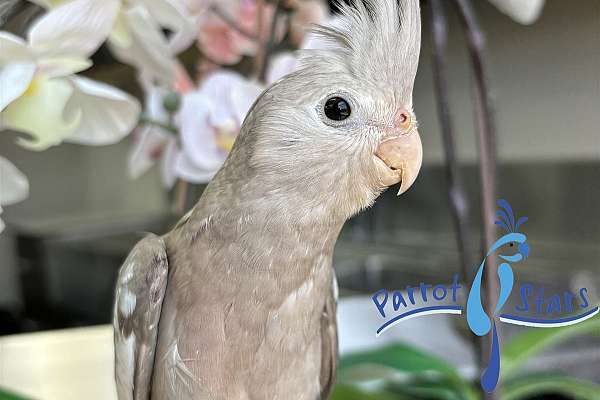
[453,0,500,399]
[138,114,178,135]
[257,0,284,82]
[210,4,261,42]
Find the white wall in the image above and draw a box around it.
[414,0,600,164]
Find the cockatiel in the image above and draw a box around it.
[113,0,422,399]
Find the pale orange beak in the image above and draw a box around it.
[374,129,423,195]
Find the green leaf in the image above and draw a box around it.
[330,384,409,400]
[339,343,461,380]
[502,374,600,400]
[0,388,30,400]
[338,343,478,400]
[502,314,600,378]
[387,379,473,400]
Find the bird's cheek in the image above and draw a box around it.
[374,129,423,194]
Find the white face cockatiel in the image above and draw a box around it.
[113,0,422,399]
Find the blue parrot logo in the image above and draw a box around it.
[466,199,529,393]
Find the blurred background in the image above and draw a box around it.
[0,0,598,399]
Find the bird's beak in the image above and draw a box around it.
[374,129,423,195]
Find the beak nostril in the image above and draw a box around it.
[396,110,412,131]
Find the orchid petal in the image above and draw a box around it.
[109,5,176,86]
[38,56,92,78]
[197,19,245,66]
[488,0,545,25]
[2,76,80,150]
[229,78,264,124]
[0,33,37,111]
[26,0,53,7]
[109,11,133,48]
[178,91,225,171]
[64,76,140,146]
[266,52,299,85]
[128,76,175,181]
[200,71,243,126]
[200,70,263,125]
[174,151,217,184]
[142,79,170,122]
[29,0,120,58]
[142,0,198,54]
[0,62,36,111]
[160,139,178,188]
[0,32,33,62]
[0,156,29,206]
[128,126,171,179]
[26,0,68,8]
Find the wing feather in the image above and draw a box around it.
[113,234,169,400]
[319,275,338,399]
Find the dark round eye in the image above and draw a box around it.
[324,97,351,121]
[510,243,514,247]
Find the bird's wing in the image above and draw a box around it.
[319,275,339,399]
[113,234,169,400]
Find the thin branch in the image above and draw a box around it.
[173,179,190,215]
[138,114,178,135]
[209,4,261,42]
[257,0,284,82]
[429,0,482,378]
[453,1,499,399]
[0,0,28,28]
[429,0,475,284]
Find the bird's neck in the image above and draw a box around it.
[179,170,347,277]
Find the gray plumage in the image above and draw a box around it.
[113,0,423,399]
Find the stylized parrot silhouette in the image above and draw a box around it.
[467,199,529,392]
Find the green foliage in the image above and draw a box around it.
[0,388,29,400]
[337,343,478,400]
[334,316,600,400]
[502,375,600,400]
[330,384,408,400]
[502,316,600,378]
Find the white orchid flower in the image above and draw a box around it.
[488,0,545,25]
[174,70,264,183]
[266,16,341,84]
[128,65,195,188]
[128,76,178,188]
[0,0,140,150]
[29,0,197,85]
[0,157,29,233]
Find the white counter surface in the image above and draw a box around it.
[0,325,117,400]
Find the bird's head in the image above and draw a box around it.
[219,0,422,222]
[487,199,530,263]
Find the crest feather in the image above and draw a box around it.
[302,0,421,100]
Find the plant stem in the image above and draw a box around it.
[429,0,475,287]
[210,4,261,42]
[138,114,178,135]
[174,179,189,215]
[0,0,28,27]
[257,0,284,82]
[453,1,499,399]
[429,0,482,377]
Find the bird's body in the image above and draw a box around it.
[114,0,423,398]
[149,205,340,400]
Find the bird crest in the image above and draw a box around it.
[495,199,528,233]
[303,0,421,100]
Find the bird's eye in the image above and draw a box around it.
[509,243,514,247]
[324,97,351,121]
